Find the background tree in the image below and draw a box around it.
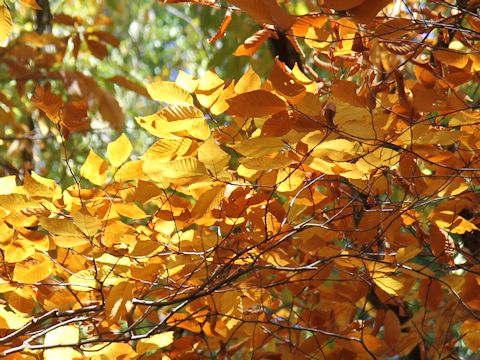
[0,0,480,359]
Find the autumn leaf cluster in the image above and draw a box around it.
[0,0,480,359]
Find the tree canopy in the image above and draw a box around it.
[0,0,480,359]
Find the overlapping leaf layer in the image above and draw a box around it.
[1,0,480,359]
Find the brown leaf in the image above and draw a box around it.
[95,86,125,131]
[86,39,109,60]
[109,75,150,98]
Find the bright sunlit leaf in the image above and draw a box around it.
[107,133,133,167]
[136,331,174,355]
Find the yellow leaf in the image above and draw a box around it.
[143,157,206,181]
[3,239,35,263]
[0,305,31,329]
[136,105,209,140]
[427,177,468,197]
[230,137,285,157]
[198,137,230,176]
[107,133,132,167]
[136,331,174,355]
[68,269,101,291]
[276,169,304,193]
[210,81,236,115]
[191,185,225,220]
[373,274,404,296]
[73,209,102,236]
[175,70,199,93]
[195,70,224,109]
[311,138,360,161]
[23,171,58,198]
[241,153,292,171]
[52,235,90,248]
[80,149,108,186]
[40,217,89,247]
[304,27,331,50]
[0,4,12,43]
[398,123,461,146]
[235,66,261,94]
[143,138,192,162]
[431,211,478,234]
[305,157,337,174]
[12,253,53,284]
[396,245,422,264]
[112,203,148,219]
[355,147,400,175]
[87,343,137,360]
[146,81,193,106]
[0,194,41,212]
[114,160,145,182]
[44,325,81,360]
[0,220,14,249]
[40,217,84,236]
[0,175,17,195]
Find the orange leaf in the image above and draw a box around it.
[461,320,480,352]
[291,13,328,37]
[374,18,416,40]
[434,49,469,69]
[384,310,401,349]
[269,60,306,97]
[191,185,225,220]
[19,0,42,10]
[349,0,392,23]
[31,85,63,124]
[322,0,365,11]
[209,9,232,44]
[105,281,135,325]
[234,29,271,57]
[226,90,286,117]
[229,0,295,29]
